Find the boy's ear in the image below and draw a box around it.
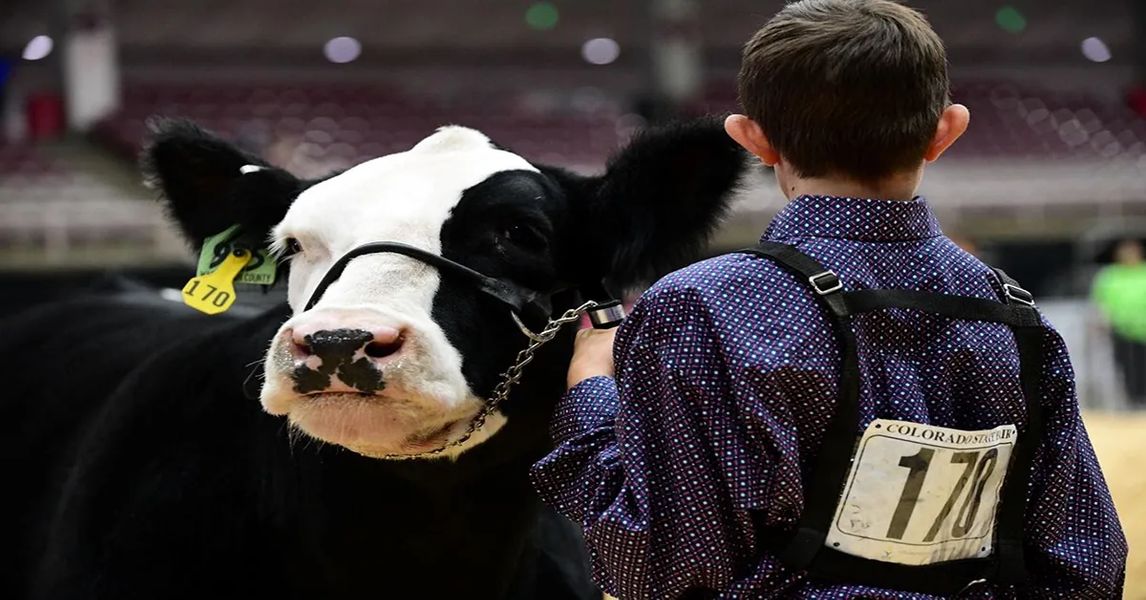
[141,118,313,248]
[724,114,780,166]
[924,104,970,162]
[556,117,748,289]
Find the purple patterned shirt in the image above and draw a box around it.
[531,196,1126,599]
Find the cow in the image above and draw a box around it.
[0,117,746,599]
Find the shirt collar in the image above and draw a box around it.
[763,195,943,243]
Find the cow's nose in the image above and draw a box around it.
[290,326,405,362]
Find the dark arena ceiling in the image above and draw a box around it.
[1,0,1137,68]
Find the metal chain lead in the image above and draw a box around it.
[384,300,599,460]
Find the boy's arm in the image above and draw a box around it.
[1022,322,1127,596]
[531,284,793,599]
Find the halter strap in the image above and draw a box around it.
[302,241,553,323]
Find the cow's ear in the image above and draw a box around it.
[141,118,306,248]
[561,117,748,289]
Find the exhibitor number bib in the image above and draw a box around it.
[826,419,1017,566]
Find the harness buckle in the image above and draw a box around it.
[809,271,843,295]
[1003,283,1035,307]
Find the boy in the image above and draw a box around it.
[531,1,1127,598]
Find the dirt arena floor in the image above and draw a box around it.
[1084,411,1145,597]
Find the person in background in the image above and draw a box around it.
[1092,237,1146,406]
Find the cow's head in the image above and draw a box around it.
[146,118,745,459]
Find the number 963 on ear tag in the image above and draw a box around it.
[826,419,1017,566]
[182,250,252,315]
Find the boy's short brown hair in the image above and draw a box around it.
[738,0,949,181]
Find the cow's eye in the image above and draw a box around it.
[282,237,303,257]
[500,224,547,252]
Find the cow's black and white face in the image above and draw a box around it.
[145,118,745,459]
[264,127,556,457]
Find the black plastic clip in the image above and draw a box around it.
[809,271,843,295]
[1003,283,1035,307]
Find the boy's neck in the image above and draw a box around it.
[782,171,922,202]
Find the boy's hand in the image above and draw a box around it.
[567,327,618,388]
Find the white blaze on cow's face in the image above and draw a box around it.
[261,127,538,459]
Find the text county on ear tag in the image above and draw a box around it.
[197,225,277,286]
[182,249,252,315]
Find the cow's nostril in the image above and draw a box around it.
[288,325,403,363]
[286,328,314,358]
[290,339,315,358]
[365,338,403,359]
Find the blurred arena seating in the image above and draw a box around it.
[952,81,1146,161]
[694,79,1146,162]
[2,75,1132,280]
[90,76,1146,182]
[0,138,182,268]
[92,82,632,177]
[84,77,1146,217]
[696,76,1146,260]
[8,76,1146,241]
[0,143,55,178]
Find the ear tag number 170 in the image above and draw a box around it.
[182,249,252,315]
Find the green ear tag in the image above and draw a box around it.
[196,225,278,286]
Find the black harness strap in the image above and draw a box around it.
[735,243,1045,595]
[737,243,862,568]
[983,266,1043,587]
[843,289,1042,328]
[742,242,850,318]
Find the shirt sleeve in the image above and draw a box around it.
[530,282,789,599]
[1023,320,1128,597]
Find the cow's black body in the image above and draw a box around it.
[1,293,593,599]
[1,118,745,599]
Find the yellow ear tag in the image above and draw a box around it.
[181,249,252,315]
